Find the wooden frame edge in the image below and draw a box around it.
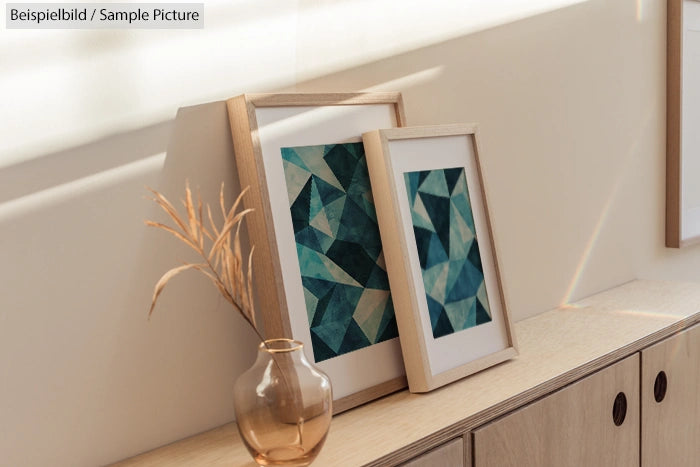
[472,129,519,355]
[667,0,683,248]
[226,95,292,338]
[363,129,432,392]
[332,376,408,415]
[228,92,408,414]
[427,347,519,392]
[378,123,478,141]
[365,124,518,394]
[244,92,405,108]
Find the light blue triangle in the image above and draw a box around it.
[353,289,390,343]
[411,194,435,232]
[310,206,333,238]
[444,296,476,332]
[281,147,311,172]
[303,286,319,323]
[418,170,450,197]
[422,262,449,304]
[309,178,324,221]
[476,282,492,318]
[282,160,311,206]
[297,244,361,287]
[291,146,345,192]
[446,258,468,297]
[450,203,474,260]
[324,197,345,238]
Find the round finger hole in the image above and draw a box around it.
[654,371,667,403]
[612,392,627,426]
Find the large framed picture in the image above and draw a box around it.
[667,0,700,247]
[363,124,518,392]
[227,93,407,413]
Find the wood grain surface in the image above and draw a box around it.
[112,280,700,467]
[641,322,700,466]
[473,354,639,467]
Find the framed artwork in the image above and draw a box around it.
[362,124,518,392]
[227,93,407,413]
[667,0,700,247]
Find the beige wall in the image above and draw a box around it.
[2,0,700,465]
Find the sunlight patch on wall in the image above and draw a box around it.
[559,105,655,307]
[1,0,585,167]
[636,0,652,22]
[0,152,165,223]
[0,0,299,166]
[362,66,444,92]
[296,0,588,81]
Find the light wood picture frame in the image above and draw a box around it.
[227,93,407,413]
[363,124,518,392]
[667,0,700,247]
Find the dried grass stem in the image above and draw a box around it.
[146,181,263,342]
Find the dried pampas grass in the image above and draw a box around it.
[146,181,263,341]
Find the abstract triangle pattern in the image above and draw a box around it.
[281,142,398,362]
[404,167,492,339]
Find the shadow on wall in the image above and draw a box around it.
[0,122,172,205]
[291,0,657,313]
[0,0,675,465]
[0,102,262,467]
[119,101,263,461]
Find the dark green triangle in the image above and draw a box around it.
[419,192,451,257]
[467,238,483,272]
[376,298,399,343]
[418,170,430,187]
[444,167,464,195]
[475,299,492,325]
[426,294,444,332]
[325,240,376,286]
[310,328,337,362]
[446,259,483,303]
[312,174,346,205]
[338,319,372,356]
[324,143,361,191]
[413,226,434,270]
[365,263,390,290]
[404,171,421,204]
[433,311,454,339]
[336,197,382,260]
[289,177,313,234]
[308,282,335,327]
[295,226,323,253]
[302,277,336,300]
[424,232,449,270]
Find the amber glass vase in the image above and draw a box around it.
[234,338,332,466]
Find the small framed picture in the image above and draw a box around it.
[667,0,700,247]
[227,93,408,413]
[363,124,518,392]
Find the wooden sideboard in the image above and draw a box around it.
[112,280,700,466]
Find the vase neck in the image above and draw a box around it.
[257,338,309,366]
[260,338,303,353]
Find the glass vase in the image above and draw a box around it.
[234,338,333,466]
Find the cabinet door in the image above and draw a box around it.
[472,354,639,467]
[641,323,700,466]
[401,438,465,467]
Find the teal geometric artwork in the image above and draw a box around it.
[403,167,492,339]
[281,142,398,362]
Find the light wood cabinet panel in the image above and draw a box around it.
[472,354,639,467]
[641,323,700,466]
[111,281,700,467]
[400,438,466,467]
